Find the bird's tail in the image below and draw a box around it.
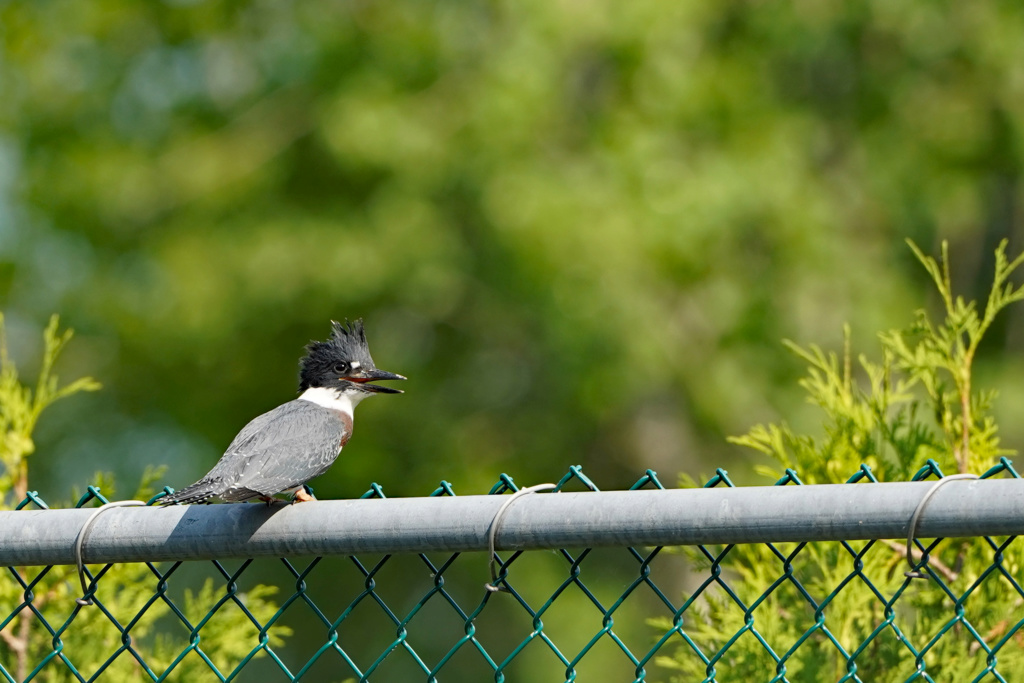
[159,481,217,506]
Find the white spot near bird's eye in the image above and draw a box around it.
[299,386,359,415]
[350,361,361,370]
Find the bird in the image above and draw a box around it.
[160,319,405,505]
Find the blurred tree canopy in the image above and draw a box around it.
[1,0,1023,497]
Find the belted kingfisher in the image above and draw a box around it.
[161,320,405,505]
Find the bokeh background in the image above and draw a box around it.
[4,0,1024,496]
[4,1,1024,680]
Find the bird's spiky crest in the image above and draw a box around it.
[299,319,376,390]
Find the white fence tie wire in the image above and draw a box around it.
[74,500,146,605]
[485,484,557,592]
[904,474,979,579]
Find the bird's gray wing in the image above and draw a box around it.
[162,400,348,504]
[214,399,350,500]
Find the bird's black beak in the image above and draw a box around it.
[348,368,406,394]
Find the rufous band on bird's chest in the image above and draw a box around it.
[338,411,353,449]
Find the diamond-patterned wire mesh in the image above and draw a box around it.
[1,461,1023,682]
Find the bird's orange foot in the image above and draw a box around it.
[292,488,316,503]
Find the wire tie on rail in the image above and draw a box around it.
[904,474,979,580]
[485,484,557,593]
[75,500,146,606]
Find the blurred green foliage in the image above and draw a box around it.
[2,4,1024,679]
[0,316,288,682]
[1,0,1023,503]
[655,240,1024,680]
[0,314,100,503]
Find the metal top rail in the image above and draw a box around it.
[2,478,1023,566]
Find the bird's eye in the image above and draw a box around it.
[333,362,349,374]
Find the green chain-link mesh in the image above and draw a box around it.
[2,461,1021,682]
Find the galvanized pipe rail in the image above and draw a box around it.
[2,478,1022,566]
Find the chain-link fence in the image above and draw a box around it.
[2,460,1023,682]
